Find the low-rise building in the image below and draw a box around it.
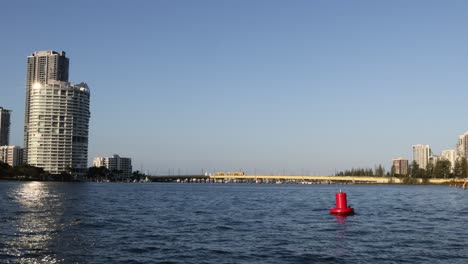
[392,158,409,176]
[0,146,23,167]
[93,154,132,178]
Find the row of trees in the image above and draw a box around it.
[335,164,387,177]
[335,158,468,179]
[0,161,46,180]
[86,166,146,182]
[0,161,147,182]
[408,158,467,179]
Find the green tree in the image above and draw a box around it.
[433,160,451,179]
[461,158,468,178]
[12,164,45,180]
[390,165,396,177]
[453,159,463,178]
[132,170,145,181]
[0,161,12,178]
[87,166,110,181]
[375,164,385,177]
[425,162,434,179]
[410,160,424,178]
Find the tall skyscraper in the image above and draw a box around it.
[24,51,69,160]
[24,51,90,179]
[412,144,431,170]
[0,107,11,146]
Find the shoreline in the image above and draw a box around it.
[1,175,467,187]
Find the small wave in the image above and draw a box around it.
[293,253,339,263]
[215,225,233,230]
[207,248,233,255]
[79,221,108,229]
[194,210,211,215]
[125,247,150,254]
[0,216,16,222]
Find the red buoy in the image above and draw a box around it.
[330,191,354,215]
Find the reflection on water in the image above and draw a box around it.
[5,182,65,263]
[333,214,351,257]
[334,215,348,225]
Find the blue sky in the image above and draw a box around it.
[1,0,468,175]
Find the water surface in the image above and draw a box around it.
[1,182,467,263]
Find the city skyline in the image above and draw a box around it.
[2,1,468,174]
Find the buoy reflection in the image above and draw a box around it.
[334,215,348,224]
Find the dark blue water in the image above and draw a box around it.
[1,182,468,263]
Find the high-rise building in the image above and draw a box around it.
[93,154,132,178]
[412,144,431,170]
[441,149,456,171]
[0,146,23,167]
[0,107,11,146]
[392,158,409,176]
[24,50,69,161]
[456,131,468,159]
[26,80,90,178]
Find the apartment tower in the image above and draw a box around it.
[392,158,409,176]
[24,51,90,178]
[441,150,456,171]
[24,51,69,160]
[412,144,431,170]
[456,132,468,159]
[0,146,23,167]
[0,107,11,146]
[93,154,133,178]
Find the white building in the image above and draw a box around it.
[93,154,132,178]
[24,50,69,161]
[27,80,90,178]
[93,157,106,167]
[0,146,23,167]
[456,131,468,159]
[440,149,456,171]
[412,144,431,170]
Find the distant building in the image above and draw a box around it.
[412,144,431,170]
[429,155,439,165]
[440,150,456,171]
[392,158,409,176]
[93,154,132,178]
[0,107,11,146]
[0,146,23,167]
[93,157,106,168]
[456,132,468,159]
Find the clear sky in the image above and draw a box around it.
[1,0,468,175]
